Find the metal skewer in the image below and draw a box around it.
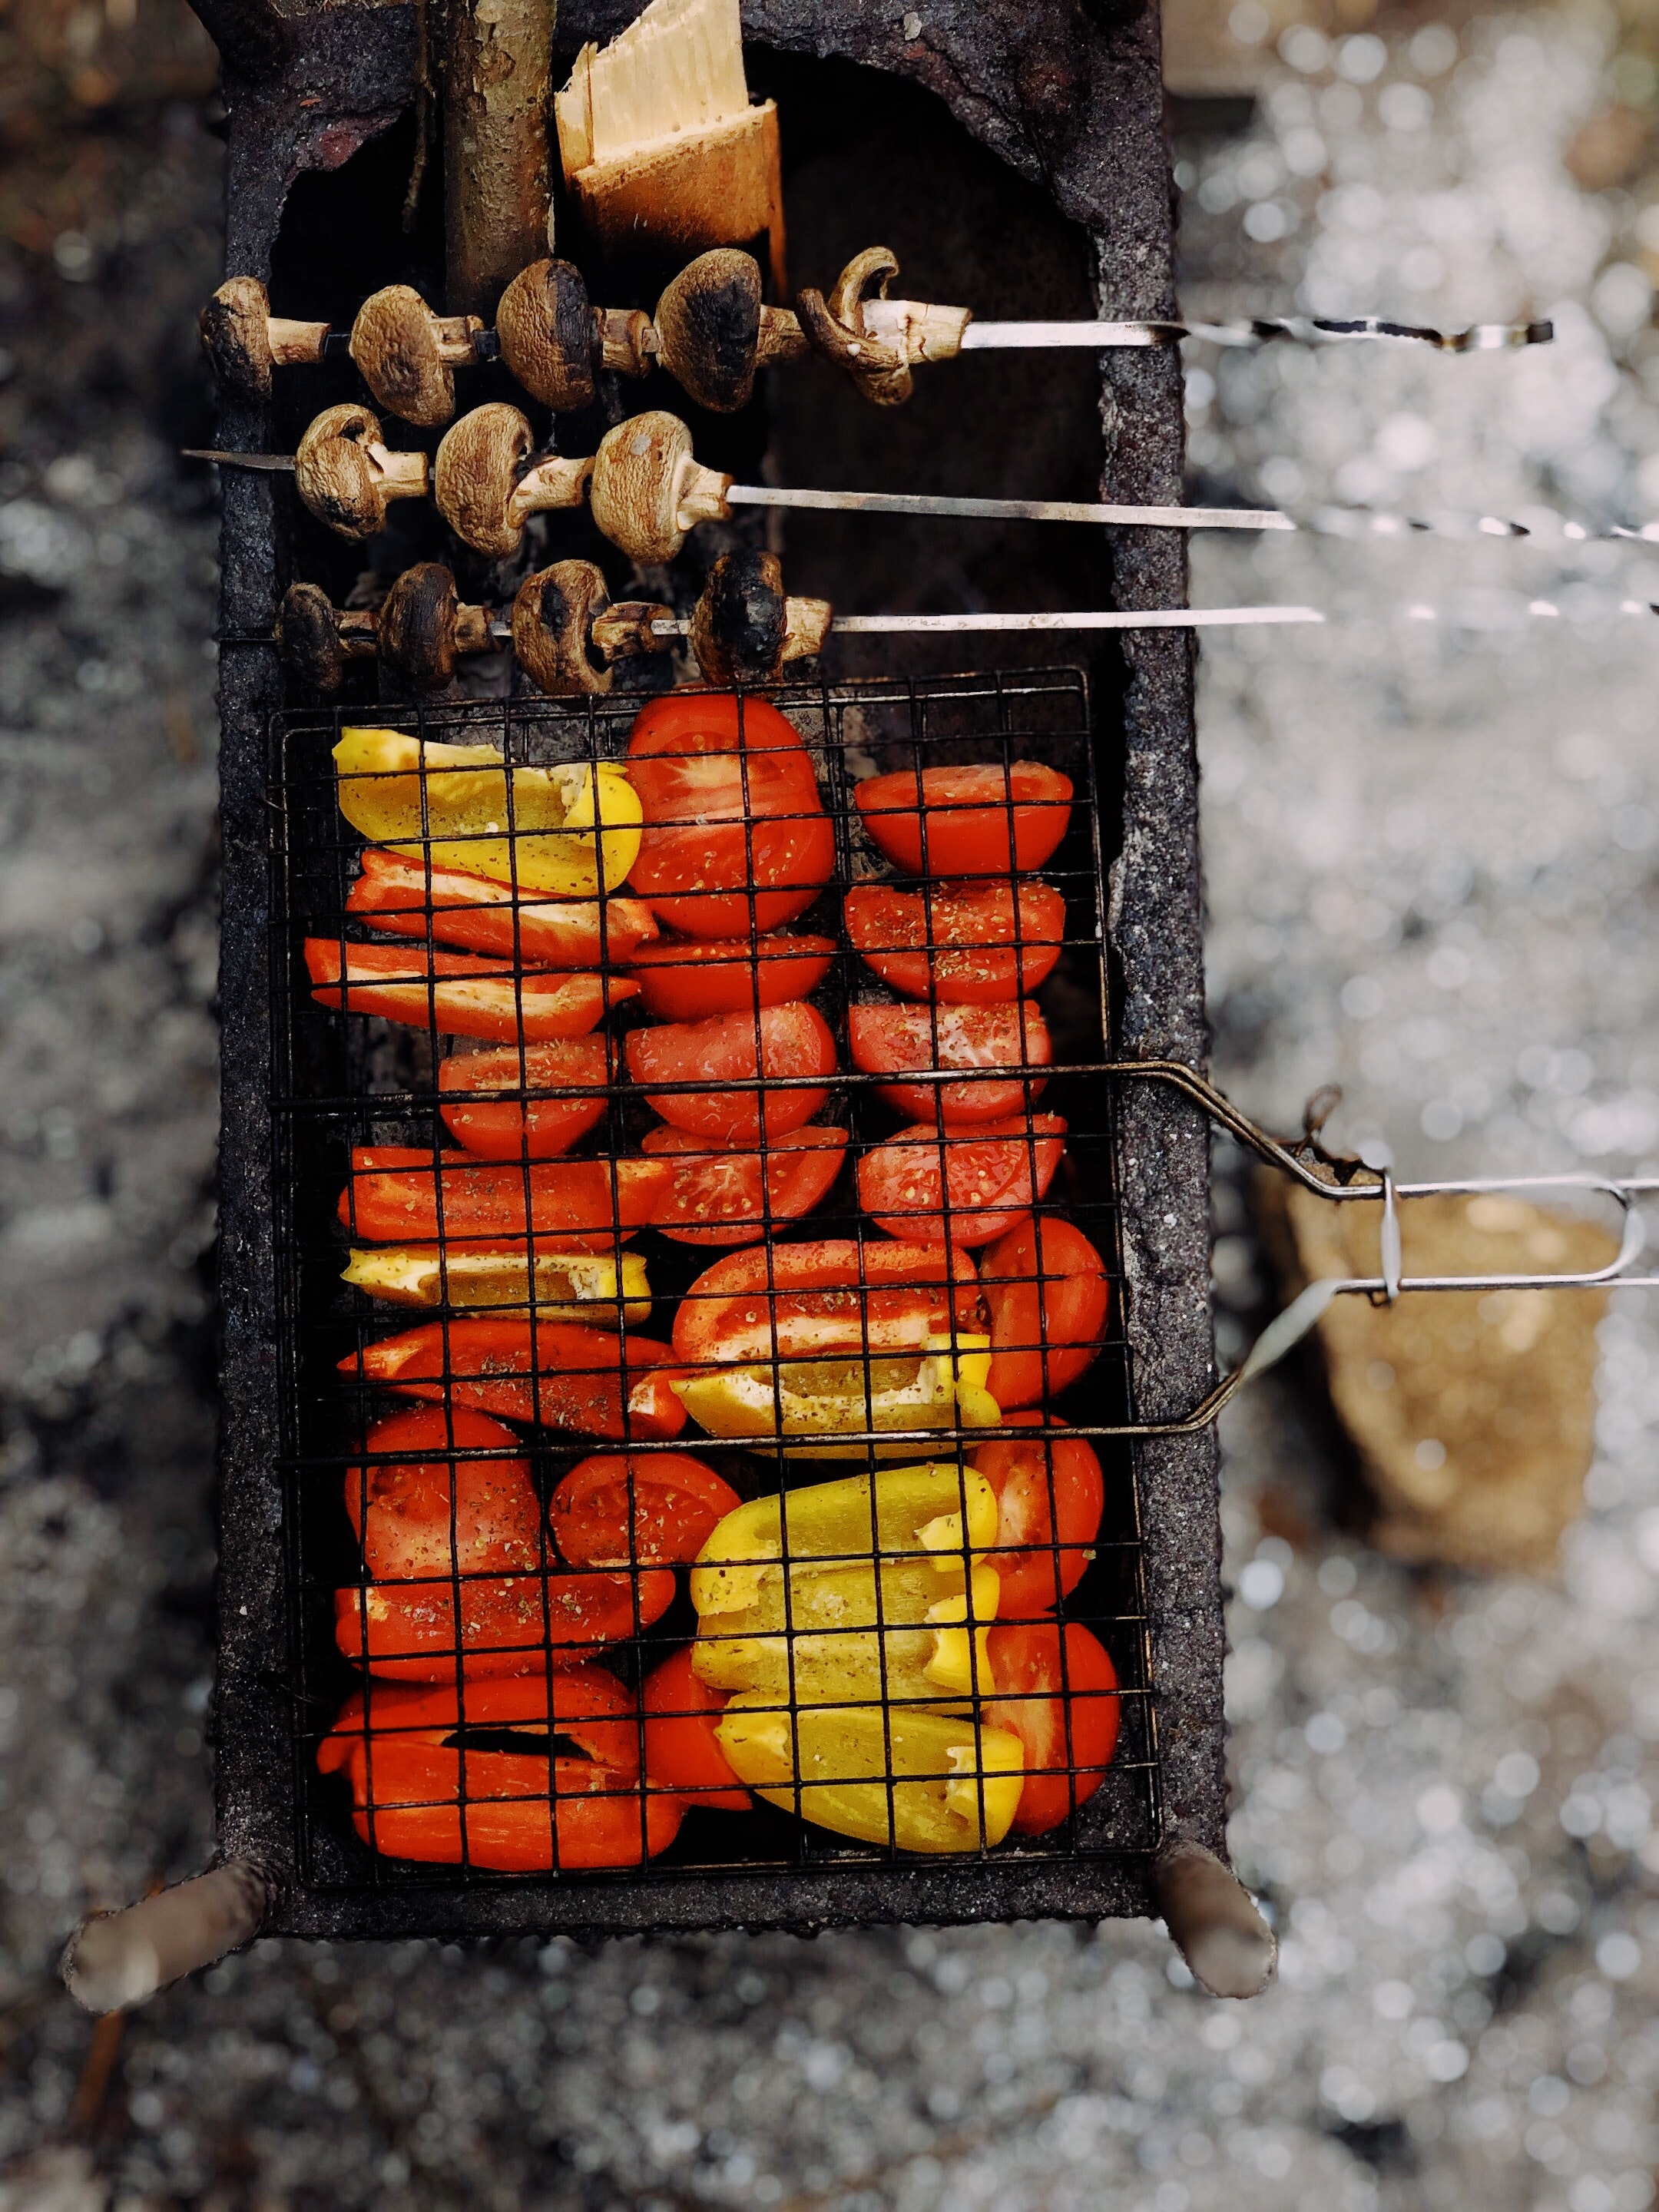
[958,315,1554,353]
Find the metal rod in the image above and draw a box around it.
[646,606,1326,637]
[960,315,1554,353]
[727,485,1291,531]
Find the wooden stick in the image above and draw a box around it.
[444,0,555,318]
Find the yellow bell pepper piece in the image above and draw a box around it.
[691,1569,999,1708]
[673,1334,999,1459]
[341,1244,651,1323]
[333,728,641,895]
[716,1703,1025,1852]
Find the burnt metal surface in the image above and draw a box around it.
[204,0,1222,1940]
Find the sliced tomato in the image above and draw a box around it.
[627,690,812,763]
[630,816,836,939]
[346,848,659,968]
[346,1406,541,1579]
[437,1038,611,1160]
[626,1003,837,1143]
[982,1620,1120,1833]
[627,933,836,1021]
[341,1148,667,1249]
[843,882,1065,1004]
[641,1647,751,1811]
[346,1319,687,1440]
[848,1000,1051,1126]
[335,1563,674,1680]
[980,1216,1110,1409]
[856,1114,1066,1247]
[973,1414,1105,1614]
[306,939,637,1042]
[854,762,1074,876]
[551,1451,742,1568]
[673,1238,982,1366]
[641,1124,849,1246]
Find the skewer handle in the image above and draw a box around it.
[1154,1840,1277,1998]
[61,1860,269,2014]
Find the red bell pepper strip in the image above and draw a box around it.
[979,1215,1110,1409]
[625,1002,837,1144]
[982,1620,1120,1835]
[346,1406,542,1579]
[550,1451,742,1568]
[346,847,659,968]
[305,938,638,1042]
[339,1147,667,1249]
[671,1237,983,1367]
[856,1115,1067,1247]
[437,1039,613,1161]
[344,1318,689,1439]
[972,1413,1105,1614]
[640,1124,848,1246]
[334,1563,675,1679]
[641,1647,751,1812]
[625,933,836,1021]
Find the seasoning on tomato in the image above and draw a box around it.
[347,848,659,968]
[641,1647,752,1812]
[979,1216,1110,1409]
[641,1123,848,1245]
[972,1414,1104,1614]
[854,762,1074,876]
[627,933,836,1021]
[843,882,1065,1004]
[340,1147,667,1249]
[982,1620,1120,1834]
[346,1406,541,1580]
[672,1238,983,1368]
[344,1317,688,1440]
[437,1038,612,1160]
[334,1560,675,1679]
[625,1002,836,1143]
[848,1000,1051,1126]
[306,939,639,1042]
[551,1451,742,1569]
[856,1114,1067,1247]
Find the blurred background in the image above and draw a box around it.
[2,0,1659,2202]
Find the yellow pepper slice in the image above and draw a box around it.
[716,1703,1025,1852]
[673,1334,999,1459]
[334,729,641,894]
[341,1244,651,1323]
[691,1569,999,1708]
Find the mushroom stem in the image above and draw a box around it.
[598,308,654,378]
[508,453,594,528]
[267,316,333,365]
[366,445,433,498]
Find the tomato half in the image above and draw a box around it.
[334,1563,675,1679]
[341,1148,667,1249]
[627,933,836,1021]
[854,762,1074,876]
[626,1002,837,1143]
[979,1216,1110,1409]
[347,848,659,968]
[438,1038,611,1160]
[305,939,637,1041]
[346,1318,688,1440]
[843,882,1065,1004]
[972,1414,1105,1614]
[848,1000,1051,1126]
[551,1451,743,1568]
[673,1238,983,1366]
[346,1406,541,1579]
[641,1647,751,1811]
[982,1620,1120,1833]
[641,1124,849,1245]
[856,1115,1067,1247]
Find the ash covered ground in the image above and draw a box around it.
[3,5,1659,2207]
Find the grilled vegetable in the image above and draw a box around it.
[847,1000,1051,1127]
[673,1333,998,1457]
[334,1561,675,1678]
[347,847,659,966]
[345,1406,541,1579]
[641,1647,752,1811]
[342,1242,651,1322]
[343,1318,687,1440]
[625,1002,836,1143]
[340,1148,667,1248]
[982,1620,1119,1834]
[979,1215,1109,1409]
[438,1038,613,1159]
[550,1451,742,1569]
[844,881,1065,1003]
[641,1124,847,1245]
[856,1115,1067,1246]
[670,1239,982,1368]
[305,939,637,1041]
[972,1416,1104,1614]
[853,761,1073,876]
[625,932,836,1020]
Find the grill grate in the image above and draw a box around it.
[265,669,1165,1903]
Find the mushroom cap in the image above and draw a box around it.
[654,250,763,414]
[350,286,454,429]
[377,563,461,691]
[690,548,786,683]
[588,410,696,566]
[512,561,613,696]
[434,402,535,559]
[278,581,345,694]
[200,276,274,406]
[294,402,394,540]
[497,260,595,413]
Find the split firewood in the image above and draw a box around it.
[278,565,497,695]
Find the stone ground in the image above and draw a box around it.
[4,3,1659,2207]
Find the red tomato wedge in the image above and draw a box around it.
[438,1039,612,1160]
[973,1414,1105,1614]
[843,882,1065,1004]
[346,848,659,968]
[980,1217,1111,1409]
[641,1647,751,1812]
[306,938,637,1042]
[848,1000,1051,1126]
[551,1452,742,1569]
[627,933,836,1021]
[340,1147,667,1249]
[673,1239,983,1366]
[857,1115,1066,1247]
[346,1406,541,1579]
[641,1124,849,1246]
[625,1003,837,1143]
[346,1319,687,1440]
[854,762,1074,876]
[626,693,833,938]
[334,1563,674,1680]
[983,1620,1120,1833]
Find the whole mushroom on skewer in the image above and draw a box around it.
[293,404,429,541]
[278,565,497,696]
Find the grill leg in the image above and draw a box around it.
[60,1859,269,2014]
[1154,1840,1277,1999]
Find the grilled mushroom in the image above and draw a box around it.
[495,259,601,413]
[293,404,430,541]
[432,402,594,559]
[689,548,832,683]
[653,249,808,413]
[377,562,494,690]
[348,286,485,429]
[199,276,329,407]
[796,247,970,406]
[277,583,377,694]
[512,561,672,695]
[587,409,732,565]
